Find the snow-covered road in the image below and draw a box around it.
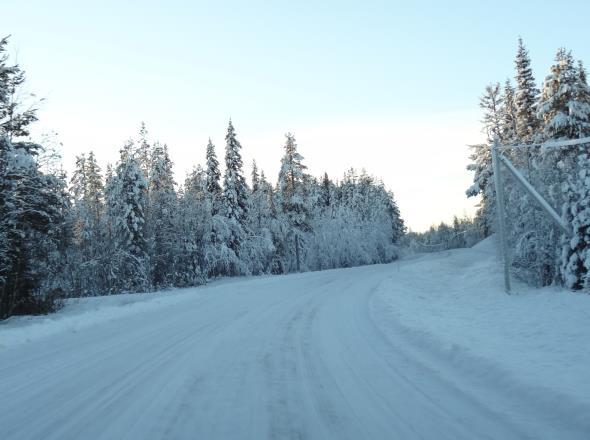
[1,243,589,439]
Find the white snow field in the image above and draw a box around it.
[1,237,589,440]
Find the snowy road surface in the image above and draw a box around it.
[1,241,589,439]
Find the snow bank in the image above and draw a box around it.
[373,236,590,427]
[0,288,202,350]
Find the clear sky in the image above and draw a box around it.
[2,0,590,231]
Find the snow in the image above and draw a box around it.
[374,237,590,434]
[0,288,203,350]
[1,238,589,439]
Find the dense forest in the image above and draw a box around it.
[0,37,405,319]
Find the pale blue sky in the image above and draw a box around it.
[3,1,590,230]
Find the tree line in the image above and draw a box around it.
[0,37,405,319]
[468,38,590,289]
[403,216,484,253]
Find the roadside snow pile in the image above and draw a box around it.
[373,236,590,424]
[0,288,202,350]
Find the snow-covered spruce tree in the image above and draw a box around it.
[514,38,540,143]
[537,49,590,141]
[503,39,553,285]
[387,188,406,244]
[561,151,590,290]
[537,52,590,289]
[135,122,151,178]
[246,162,275,274]
[175,166,209,285]
[221,120,250,274]
[319,172,333,210]
[261,170,287,275]
[69,151,108,295]
[147,142,178,287]
[537,49,589,206]
[250,160,262,229]
[258,170,278,231]
[0,38,38,142]
[205,138,222,215]
[251,159,259,193]
[532,49,590,286]
[106,147,149,292]
[202,139,238,277]
[277,133,310,272]
[70,154,88,216]
[0,136,69,318]
[0,38,68,318]
[501,79,518,145]
[84,152,104,230]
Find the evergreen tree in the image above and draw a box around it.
[136,122,151,177]
[70,153,104,243]
[0,135,69,317]
[0,37,68,318]
[320,172,333,210]
[69,151,107,295]
[221,120,249,264]
[147,143,177,287]
[505,39,549,285]
[514,38,540,143]
[387,189,406,244]
[501,79,518,145]
[249,161,263,230]
[259,171,275,227]
[537,50,590,289]
[178,166,211,281]
[561,151,590,289]
[205,138,222,214]
[536,49,585,210]
[0,37,38,141]
[245,164,275,274]
[251,159,259,193]
[538,49,590,141]
[106,149,149,292]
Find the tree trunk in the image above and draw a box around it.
[295,233,300,272]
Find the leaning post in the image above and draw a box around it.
[491,137,511,294]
